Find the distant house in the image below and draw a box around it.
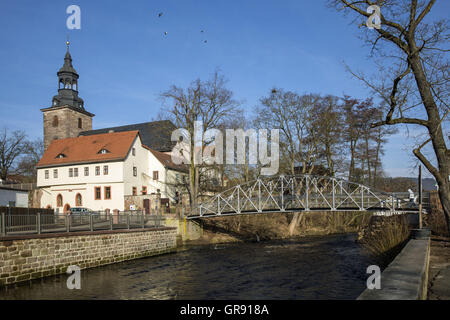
[36,130,186,213]
[0,185,29,208]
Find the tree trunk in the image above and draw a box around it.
[437,184,450,234]
[288,212,304,236]
[408,51,450,233]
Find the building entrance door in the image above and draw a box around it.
[143,199,150,214]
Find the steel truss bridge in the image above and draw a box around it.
[188,175,424,219]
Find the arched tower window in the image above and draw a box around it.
[78,118,82,129]
[52,116,59,127]
[56,194,63,207]
[75,193,82,206]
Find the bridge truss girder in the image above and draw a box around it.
[188,175,408,219]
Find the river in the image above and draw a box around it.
[0,233,377,300]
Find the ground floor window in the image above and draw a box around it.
[95,187,101,200]
[132,187,137,196]
[142,186,147,195]
[104,186,111,199]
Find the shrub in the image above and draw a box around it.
[359,215,410,263]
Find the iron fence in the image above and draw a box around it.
[0,211,165,237]
[0,183,36,191]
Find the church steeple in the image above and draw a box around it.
[41,41,94,151]
[51,40,85,110]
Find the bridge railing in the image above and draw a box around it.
[191,175,419,218]
[0,211,165,237]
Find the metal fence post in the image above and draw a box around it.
[37,212,41,234]
[127,214,130,230]
[66,214,70,232]
[141,213,145,229]
[391,193,395,214]
[305,176,309,210]
[332,179,336,210]
[1,212,5,236]
[89,214,93,231]
[110,213,113,230]
[360,187,364,210]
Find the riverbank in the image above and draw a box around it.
[189,211,373,245]
[0,233,375,300]
[0,227,177,287]
[427,236,450,300]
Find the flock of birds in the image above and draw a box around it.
[158,12,208,43]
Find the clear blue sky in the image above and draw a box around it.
[0,0,448,178]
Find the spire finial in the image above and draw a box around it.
[66,35,70,50]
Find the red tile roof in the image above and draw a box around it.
[37,131,139,168]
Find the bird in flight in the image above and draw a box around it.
[164,31,168,36]
[158,12,163,17]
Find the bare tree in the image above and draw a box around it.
[15,138,45,182]
[311,95,344,176]
[330,0,449,231]
[255,89,320,175]
[0,128,28,181]
[342,96,375,182]
[160,70,240,209]
[255,89,322,235]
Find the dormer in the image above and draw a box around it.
[98,148,110,154]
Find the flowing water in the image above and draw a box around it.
[0,233,377,300]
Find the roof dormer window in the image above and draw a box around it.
[98,148,110,154]
[56,153,66,159]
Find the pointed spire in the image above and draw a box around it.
[59,38,77,74]
[53,39,84,110]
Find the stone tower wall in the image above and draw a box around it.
[43,107,93,150]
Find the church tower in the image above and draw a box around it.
[41,41,94,150]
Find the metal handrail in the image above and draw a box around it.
[0,211,165,237]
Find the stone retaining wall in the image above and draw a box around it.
[0,227,177,286]
[165,216,203,242]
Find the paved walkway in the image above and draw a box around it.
[428,236,450,300]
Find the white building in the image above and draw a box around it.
[37,130,186,213]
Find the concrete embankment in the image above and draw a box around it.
[358,229,431,300]
[164,215,203,244]
[0,227,177,286]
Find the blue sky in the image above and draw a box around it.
[0,0,448,178]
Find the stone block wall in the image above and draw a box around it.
[0,227,177,286]
[43,106,93,150]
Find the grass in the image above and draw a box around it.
[359,215,410,265]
